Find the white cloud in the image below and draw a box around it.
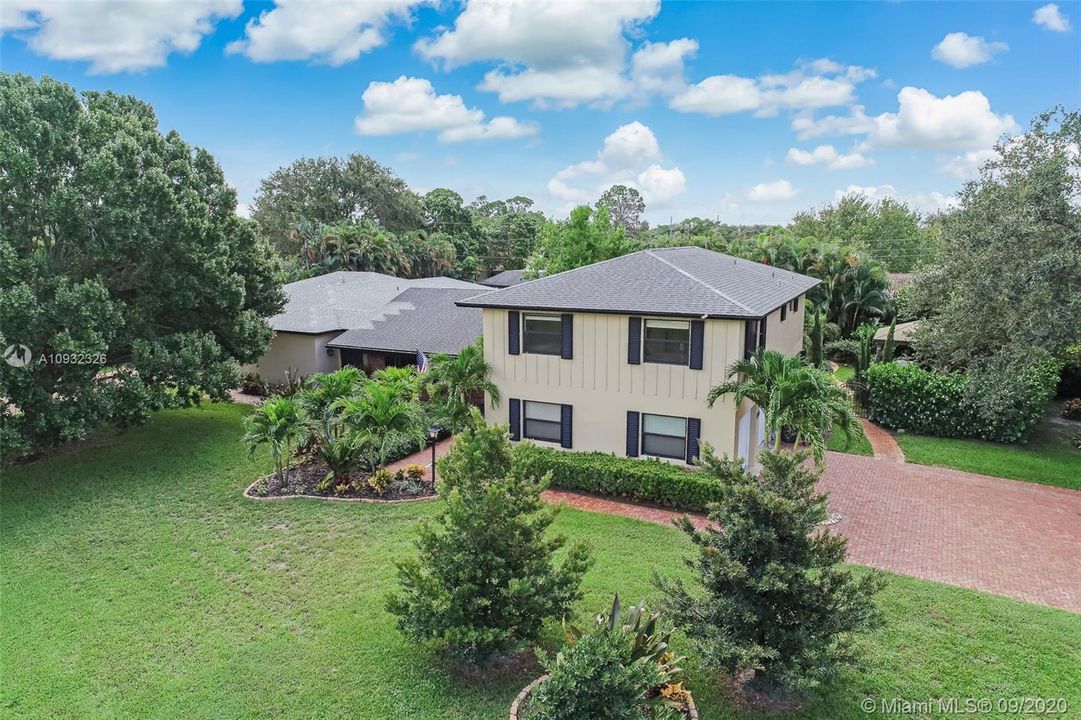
[794,87,1017,151]
[670,58,875,117]
[548,121,685,209]
[1033,3,1071,31]
[227,0,425,65]
[745,179,798,202]
[931,32,1007,68]
[353,76,537,143]
[416,0,659,107]
[785,144,873,170]
[0,0,240,73]
[835,184,960,213]
[630,38,698,95]
[938,148,999,178]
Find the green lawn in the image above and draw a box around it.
[833,362,856,383]
[895,402,1081,491]
[3,404,1078,719]
[826,422,874,456]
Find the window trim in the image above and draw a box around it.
[641,318,691,366]
[523,400,563,443]
[521,313,562,356]
[640,412,688,461]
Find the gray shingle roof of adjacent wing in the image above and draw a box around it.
[328,288,483,355]
[479,269,524,288]
[456,247,819,319]
[269,271,485,334]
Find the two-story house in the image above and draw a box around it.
[456,247,819,467]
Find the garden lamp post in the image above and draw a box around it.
[427,426,439,488]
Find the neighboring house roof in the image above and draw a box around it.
[457,247,819,319]
[269,271,485,334]
[479,269,525,288]
[874,320,922,345]
[328,288,482,356]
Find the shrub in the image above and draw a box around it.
[386,420,592,663]
[367,467,394,495]
[402,463,427,480]
[511,442,730,512]
[531,597,688,720]
[1063,399,1081,420]
[656,449,885,695]
[866,361,1059,443]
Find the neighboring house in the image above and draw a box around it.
[874,319,922,353]
[246,271,485,384]
[328,287,484,372]
[458,247,818,467]
[479,269,524,288]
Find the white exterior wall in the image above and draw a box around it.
[244,331,342,384]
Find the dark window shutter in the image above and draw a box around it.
[686,417,701,465]
[792,297,800,312]
[744,320,757,360]
[508,311,520,355]
[560,314,573,359]
[560,404,573,448]
[758,316,767,350]
[628,317,642,364]
[508,398,521,441]
[689,320,704,370]
[626,411,640,457]
[780,305,787,321]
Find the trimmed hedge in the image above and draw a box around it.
[866,361,1058,443]
[511,442,723,512]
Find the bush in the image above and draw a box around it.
[511,442,730,512]
[656,450,885,695]
[386,420,592,663]
[531,598,687,720]
[367,467,394,495]
[1064,399,1081,420]
[866,361,1059,443]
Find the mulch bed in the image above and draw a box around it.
[245,460,436,502]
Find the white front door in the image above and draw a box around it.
[737,412,751,466]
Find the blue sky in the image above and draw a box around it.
[3,0,1079,224]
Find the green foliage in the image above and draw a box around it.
[596,185,647,237]
[338,383,426,469]
[306,409,364,489]
[532,597,686,720]
[881,316,897,362]
[425,339,499,432]
[511,442,734,512]
[852,322,878,378]
[525,205,641,278]
[910,109,1081,377]
[436,410,513,489]
[810,310,825,367]
[866,361,1060,443]
[366,467,394,495]
[242,396,304,489]
[386,422,592,663]
[656,449,885,695]
[297,367,364,418]
[370,365,420,401]
[0,73,284,456]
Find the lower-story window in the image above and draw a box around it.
[524,400,563,443]
[641,413,687,460]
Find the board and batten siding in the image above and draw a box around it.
[482,308,745,460]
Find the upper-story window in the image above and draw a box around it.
[522,314,561,355]
[643,319,690,365]
[744,317,767,360]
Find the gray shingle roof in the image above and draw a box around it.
[269,271,485,333]
[327,288,483,355]
[479,269,524,288]
[457,247,819,319]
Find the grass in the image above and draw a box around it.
[3,404,1079,719]
[833,362,856,383]
[826,422,873,456]
[895,401,1081,491]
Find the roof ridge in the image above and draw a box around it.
[644,249,756,314]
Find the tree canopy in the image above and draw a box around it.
[0,73,284,457]
[525,205,640,278]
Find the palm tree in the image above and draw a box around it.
[338,383,426,469]
[840,262,888,333]
[707,349,860,463]
[370,366,420,401]
[242,396,304,490]
[297,366,364,417]
[425,339,501,431]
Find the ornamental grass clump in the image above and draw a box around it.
[386,413,592,663]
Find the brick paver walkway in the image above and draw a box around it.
[387,437,455,481]
[859,418,906,463]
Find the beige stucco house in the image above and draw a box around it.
[457,247,818,466]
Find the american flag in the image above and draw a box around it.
[415,348,429,373]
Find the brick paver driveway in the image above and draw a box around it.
[819,449,1081,613]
